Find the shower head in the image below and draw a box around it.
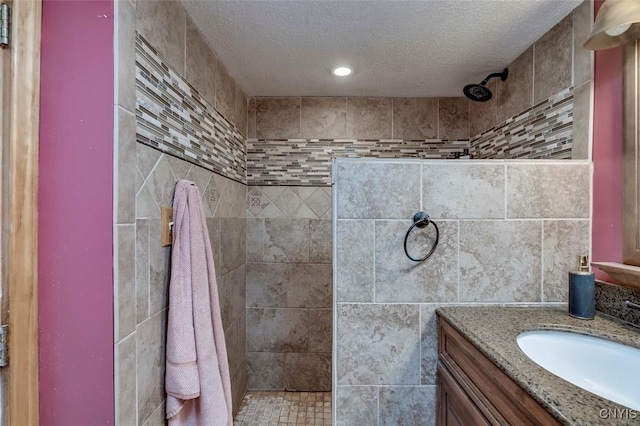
[463,68,509,102]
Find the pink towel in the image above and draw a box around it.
[165,179,232,426]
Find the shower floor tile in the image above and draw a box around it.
[234,391,332,425]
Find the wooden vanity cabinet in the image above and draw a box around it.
[436,315,562,426]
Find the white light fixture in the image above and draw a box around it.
[584,0,640,50]
[332,66,352,77]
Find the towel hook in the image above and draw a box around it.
[404,211,439,262]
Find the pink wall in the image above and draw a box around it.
[591,0,624,280]
[38,0,114,424]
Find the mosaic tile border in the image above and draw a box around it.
[247,139,470,186]
[135,33,247,184]
[470,88,574,160]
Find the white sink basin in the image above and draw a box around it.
[517,330,640,410]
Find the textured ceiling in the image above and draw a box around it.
[180,0,583,97]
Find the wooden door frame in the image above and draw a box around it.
[5,0,41,424]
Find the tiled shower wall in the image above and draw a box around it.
[246,187,333,391]
[246,0,593,188]
[470,0,593,160]
[333,159,591,425]
[113,0,249,424]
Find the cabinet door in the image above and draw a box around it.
[437,363,490,426]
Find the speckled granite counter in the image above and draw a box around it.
[436,306,640,426]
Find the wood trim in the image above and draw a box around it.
[623,40,640,267]
[7,1,41,425]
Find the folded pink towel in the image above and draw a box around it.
[165,179,232,426]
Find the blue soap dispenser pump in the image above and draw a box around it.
[568,255,595,320]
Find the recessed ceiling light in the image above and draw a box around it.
[332,66,352,77]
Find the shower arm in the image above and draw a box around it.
[480,72,506,86]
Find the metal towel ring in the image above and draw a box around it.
[404,211,439,262]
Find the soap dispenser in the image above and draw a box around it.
[568,255,595,319]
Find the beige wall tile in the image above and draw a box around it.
[228,265,246,322]
[469,79,497,137]
[116,334,136,425]
[421,304,448,385]
[337,303,420,385]
[246,218,264,262]
[219,218,246,273]
[116,225,136,341]
[248,98,257,138]
[247,308,308,352]
[235,86,248,136]
[185,16,217,109]
[231,358,248,414]
[506,164,590,218]
[248,352,286,390]
[246,263,331,308]
[136,143,161,179]
[375,220,458,303]
[216,64,237,127]
[439,97,469,140]
[346,97,392,139]
[136,0,186,73]
[136,310,166,425]
[148,219,170,315]
[136,219,149,324]
[264,219,309,263]
[285,353,331,391]
[336,220,375,302]
[459,220,542,302]
[301,97,347,139]
[573,1,593,87]
[310,219,332,263]
[543,220,590,302]
[422,163,505,219]
[116,108,136,224]
[308,309,332,353]
[115,0,136,112]
[336,386,378,426]
[392,98,438,139]
[256,97,301,139]
[336,162,420,219]
[534,15,573,104]
[572,82,591,160]
[497,47,533,123]
[379,386,436,426]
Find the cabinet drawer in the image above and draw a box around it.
[438,315,561,426]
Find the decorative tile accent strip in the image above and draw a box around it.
[247,139,469,186]
[135,33,246,184]
[470,88,574,160]
[595,281,640,326]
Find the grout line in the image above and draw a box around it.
[457,221,461,302]
[540,221,545,302]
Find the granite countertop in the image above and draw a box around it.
[436,306,640,426]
